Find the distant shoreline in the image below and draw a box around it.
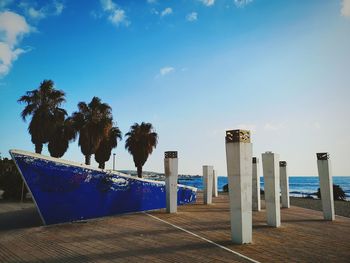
[289,196,350,218]
[214,192,350,218]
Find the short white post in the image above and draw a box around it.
[317,153,335,221]
[212,170,218,197]
[164,151,178,213]
[225,129,252,244]
[203,165,214,204]
[252,157,261,211]
[262,151,281,227]
[279,161,290,208]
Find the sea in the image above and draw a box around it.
[178,176,350,201]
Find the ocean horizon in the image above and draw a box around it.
[178,176,350,201]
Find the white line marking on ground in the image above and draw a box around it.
[145,212,260,263]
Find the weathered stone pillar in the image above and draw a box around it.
[317,153,335,221]
[252,157,261,211]
[212,170,218,197]
[225,129,252,244]
[164,151,178,213]
[279,161,290,208]
[203,165,214,204]
[262,151,281,227]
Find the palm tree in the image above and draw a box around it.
[72,97,112,165]
[48,117,76,158]
[18,80,66,154]
[95,126,122,169]
[125,122,158,178]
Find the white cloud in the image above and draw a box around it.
[186,12,198,22]
[234,0,253,8]
[341,0,350,16]
[0,11,31,47]
[90,10,102,19]
[19,1,65,21]
[237,124,257,132]
[0,2,64,77]
[200,0,215,6]
[101,0,116,11]
[0,0,13,9]
[54,1,64,15]
[152,7,172,18]
[0,43,25,76]
[28,7,46,19]
[150,8,159,15]
[100,0,130,27]
[263,122,285,131]
[0,11,31,77]
[109,9,128,25]
[160,66,175,75]
[161,7,172,17]
[155,66,175,78]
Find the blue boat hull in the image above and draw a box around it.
[10,150,197,225]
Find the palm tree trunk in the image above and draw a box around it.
[98,162,105,169]
[85,154,91,165]
[137,165,142,178]
[35,143,43,154]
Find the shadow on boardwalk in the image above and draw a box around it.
[0,202,42,231]
[0,195,349,262]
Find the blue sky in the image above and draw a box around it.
[0,0,349,176]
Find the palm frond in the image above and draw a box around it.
[18,79,67,152]
[125,122,158,173]
[20,104,37,120]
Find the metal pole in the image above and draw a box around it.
[113,153,116,171]
[20,180,24,203]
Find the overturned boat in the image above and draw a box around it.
[10,149,197,225]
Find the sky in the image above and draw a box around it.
[0,0,349,176]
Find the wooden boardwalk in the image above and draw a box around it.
[0,193,349,262]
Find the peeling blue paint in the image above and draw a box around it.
[10,151,197,225]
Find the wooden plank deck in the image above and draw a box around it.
[0,193,349,262]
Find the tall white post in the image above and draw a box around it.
[317,153,335,221]
[262,152,281,227]
[212,170,218,197]
[203,165,214,204]
[225,129,252,244]
[279,161,290,208]
[164,151,178,213]
[252,157,261,211]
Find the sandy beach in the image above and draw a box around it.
[256,194,350,218]
[290,197,350,218]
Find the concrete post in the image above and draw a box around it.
[225,129,252,244]
[317,153,335,221]
[212,170,218,197]
[252,157,261,211]
[164,151,178,213]
[203,165,214,204]
[279,161,290,208]
[262,152,281,227]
